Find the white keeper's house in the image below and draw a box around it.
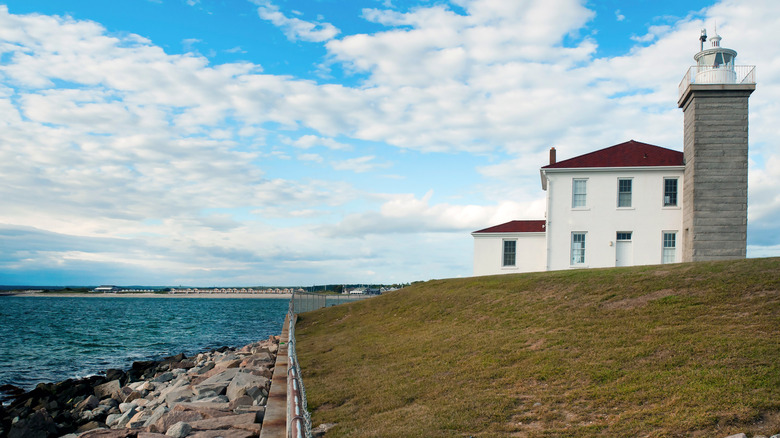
[472,29,756,276]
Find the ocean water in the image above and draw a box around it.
[0,296,289,391]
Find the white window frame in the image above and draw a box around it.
[617,178,632,208]
[616,231,632,241]
[502,239,517,267]
[572,178,587,208]
[663,177,679,207]
[571,232,586,265]
[662,231,677,264]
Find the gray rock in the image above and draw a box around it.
[225,371,268,402]
[191,388,221,400]
[143,405,170,428]
[165,421,191,438]
[155,378,189,405]
[119,402,138,413]
[187,430,254,438]
[94,379,122,400]
[164,387,194,407]
[76,395,101,412]
[114,405,138,428]
[79,429,136,438]
[124,390,145,403]
[105,413,123,428]
[195,363,215,375]
[154,411,203,435]
[174,401,232,411]
[189,413,257,430]
[195,395,229,403]
[154,372,176,383]
[76,420,103,433]
[128,410,152,428]
[193,368,240,398]
[229,395,253,408]
[244,386,263,402]
[723,434,747,438]
[312,422,337,438]
[248,366,273,380]
[7,409,57,438]
[99,397,120,408]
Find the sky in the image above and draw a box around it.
[0,0,778,287]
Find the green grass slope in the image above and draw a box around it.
[296,258,780,437]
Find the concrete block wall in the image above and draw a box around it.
[679,85,755,262]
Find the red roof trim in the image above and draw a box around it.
[541,140,683,169]
[473,220,546,234]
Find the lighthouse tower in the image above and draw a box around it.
[677,29,756,261]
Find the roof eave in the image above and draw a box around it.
[541,165,685,173]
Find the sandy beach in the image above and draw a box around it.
[3,292,292,299]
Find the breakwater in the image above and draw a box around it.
[1,337,278,437]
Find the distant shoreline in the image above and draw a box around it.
[1,292,292,299]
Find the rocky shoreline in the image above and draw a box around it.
[0,336,279,438]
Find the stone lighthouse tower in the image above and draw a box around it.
[677,28,756,261]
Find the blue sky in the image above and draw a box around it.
[1,0,778,286]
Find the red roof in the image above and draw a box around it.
[542,140,683,169]
[473,220,546,234]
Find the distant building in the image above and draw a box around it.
[93,285,121,293]
[472,30,755,275]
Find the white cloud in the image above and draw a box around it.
[615,9,625,21]
[631,25,672,43]
[321,190,542,238]
[287,134,352,150]
[1,0,780,285]
[252,1,339,42]
[331,155,392,173]
[298,153,324,163]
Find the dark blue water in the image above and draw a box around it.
[0,296,288,390]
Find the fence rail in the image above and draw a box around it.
[285,291,377,437]
[286,308,311,438]
[291,291,374,314]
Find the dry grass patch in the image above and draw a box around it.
[296,258,780,437]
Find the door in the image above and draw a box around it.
[615,232,633,267]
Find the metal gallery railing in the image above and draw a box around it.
[678,65,756,99]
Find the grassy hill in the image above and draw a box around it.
[295,258,780,437]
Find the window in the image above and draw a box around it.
[571,233,586,265]
[572,179,587,208]
[662,232,676,264]
[503,240,516,267]
[664,178,678,206]
[618,178,632,207]
[616,232,632,241]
